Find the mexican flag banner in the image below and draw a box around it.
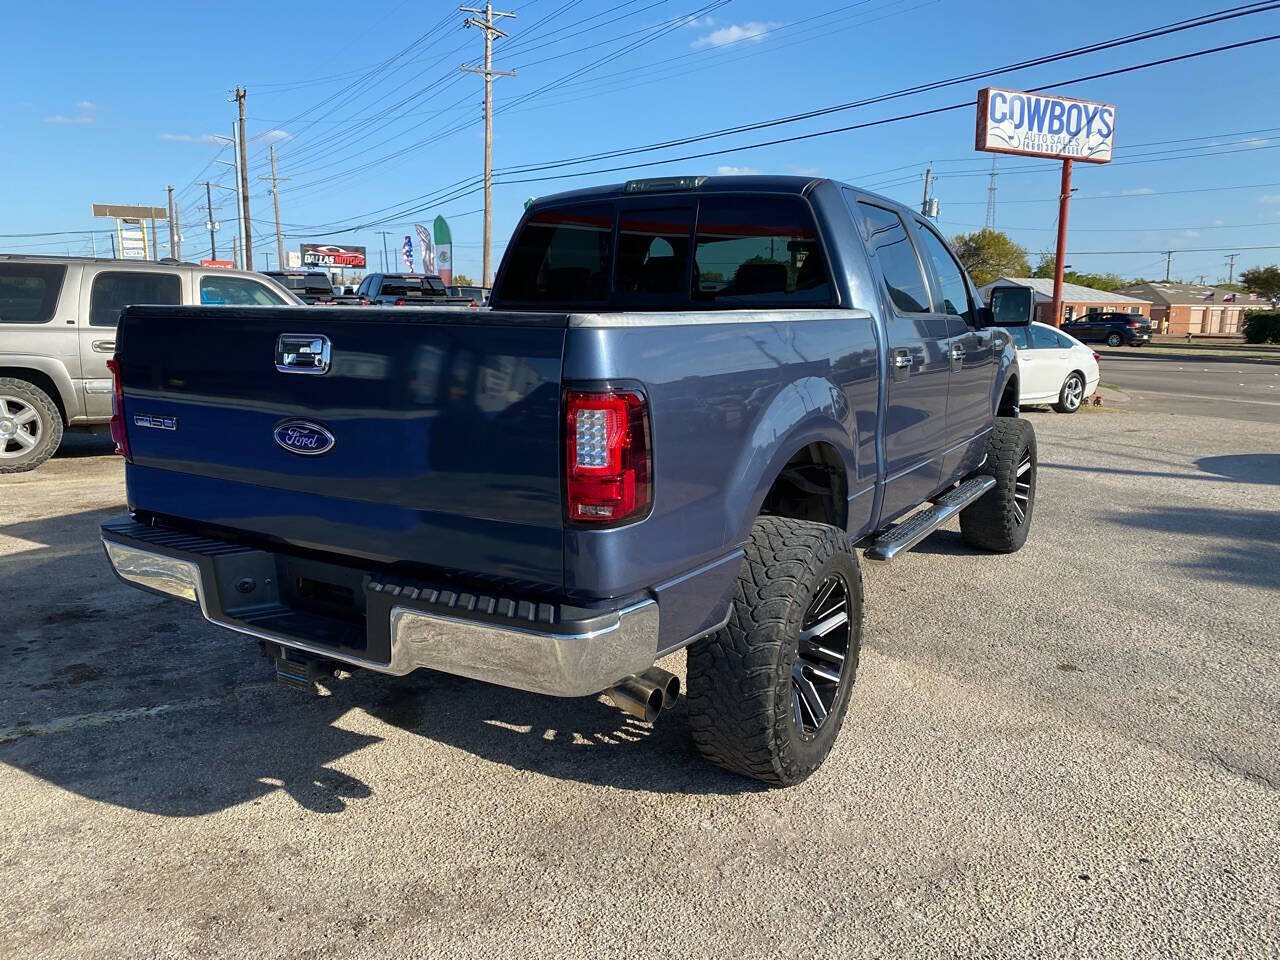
[433,215,453,286]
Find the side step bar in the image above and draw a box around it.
[864,475,996,563]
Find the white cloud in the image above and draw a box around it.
[789,165,822,177]
[44,100,96,125]
[716,165,759,176]
[1120,186,1154,195]
[692,21,780,48]
[1213,219,1226,226]
[1181,230,1200,238]
[254,129,293,143]
[1260,194,1280,204]
[160,132,223,144]
[683,15,715,28]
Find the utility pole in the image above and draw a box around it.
[1048,159,1073,328]
[167,185,176,259]
[234,87,253,270]
[378,231,392,272]
[1164,250,1174,282]
[1196,274,1206,285]
[174,200,182,260]
[1225,253,1238,284]
[461,3,516,288]
[233,235,239,271]
[984,158,998,230]
[204,182,218,259]
[259,144,289,269]
[921,164,933,217]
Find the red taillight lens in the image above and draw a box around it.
[394,297,406,306]
[1093,351,1102,363]
[106,357,131,461]
[1129,321,1140,328]
[565,390,651,525]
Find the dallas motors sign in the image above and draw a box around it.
[975,88,1116,164]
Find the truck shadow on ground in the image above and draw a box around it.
[0,632,757,819]
[1103,505,1280,591]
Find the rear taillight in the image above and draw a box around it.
[1128,321,1140,328]
[106,357,131,461]
[394,298,406,306]
[1093,351,1102,363]
[565,389,652,525]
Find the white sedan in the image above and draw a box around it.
[1005,322,1100,413]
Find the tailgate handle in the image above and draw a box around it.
[275,334,331,375]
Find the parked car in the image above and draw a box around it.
[0,255,299,473]
[445,284,490,304]
[260,270,353,305]
[102,175,1037,786]
[355,273,472,306]
[1062,311,1151,347]
[1003,322,1100,413]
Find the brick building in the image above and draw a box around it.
[1112,282,1271,335]
[977,277,1151,325]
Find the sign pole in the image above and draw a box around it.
[1050,158,1073,329]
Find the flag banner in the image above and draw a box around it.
[416,224,435,274]
[402,234,414,273]
[433,215,453,286]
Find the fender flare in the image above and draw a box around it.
[724,376,856,545]
[0,355,79,423]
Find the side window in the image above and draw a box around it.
[856,203,930,314]
[693,196,832,306]
[499,203,614,304]
[1054,330,1076,348]
[913,223,971,319]
[90,271,181,327]
[1030,325,1062,349]
[616,207,693,299]
[0,263,66,324]
[200,275,286,305]
[1004,326,1031,349]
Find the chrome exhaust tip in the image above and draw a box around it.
[640,665,680,710]
[606,666,681,722]
[607,676,663,723]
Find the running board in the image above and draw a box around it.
[864,476,996,562]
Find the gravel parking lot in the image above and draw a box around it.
[2,410,1278,959]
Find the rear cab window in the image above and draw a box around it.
[493,194,833,310]
[91,271,182,327]
[0,263,66,324]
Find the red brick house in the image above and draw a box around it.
[1112,282,1271,335]
[978,277,1151,325]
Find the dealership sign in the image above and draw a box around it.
[300,243,367,269]
[975,88,1115,164]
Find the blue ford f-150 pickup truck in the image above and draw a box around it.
[102,175,1036,786]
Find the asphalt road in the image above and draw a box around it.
[1095,349,1280,424]
[2,410,1278,959]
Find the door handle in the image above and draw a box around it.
[892,349,912,370]
[949,345,966,360]
[91,340,116,353]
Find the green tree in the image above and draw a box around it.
[1030,254,1125,292]
[950,230,1029,287]
[452,273,476,286]
[1240,265,1280,301]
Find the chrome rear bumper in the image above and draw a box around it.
[103,535,659,697]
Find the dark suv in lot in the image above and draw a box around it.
[1063,311,1151,347]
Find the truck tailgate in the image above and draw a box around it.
[116,305,568,589]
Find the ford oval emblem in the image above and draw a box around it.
[274,419,335,456]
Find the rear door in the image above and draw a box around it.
[849,197,949,522]
[78,266,182,418]
[911,219,996,481]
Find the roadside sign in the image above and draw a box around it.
[201,259,234,269]
[300,243,366,269]
[119,219,148,260]
[975,88,1116,164]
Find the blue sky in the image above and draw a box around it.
[3,0,1279,284]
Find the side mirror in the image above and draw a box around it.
[989,286,1034,327]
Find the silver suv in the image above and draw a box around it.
[0,255,300,472]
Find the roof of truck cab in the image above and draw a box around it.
[525,175,825,207]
